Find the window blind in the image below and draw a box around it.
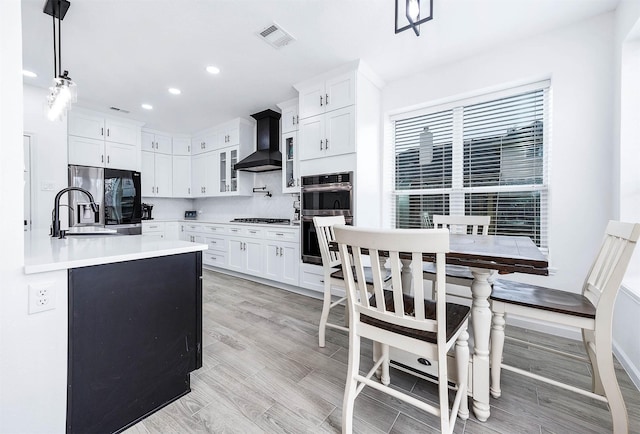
[389,84,550,248]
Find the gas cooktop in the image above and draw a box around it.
[230,218,291,225]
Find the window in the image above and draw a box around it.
[390,82,549,247]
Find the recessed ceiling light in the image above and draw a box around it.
[168,87,181,95]
[141,103,153,110]
[206,66,220,75]
[22,70,37,78]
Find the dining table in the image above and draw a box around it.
[330,233,548,422]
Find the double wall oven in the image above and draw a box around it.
[301,172,353,264]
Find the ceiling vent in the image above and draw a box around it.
[257,22,295,49]
[109,106,130,114]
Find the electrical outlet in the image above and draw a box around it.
[28,283,56,314]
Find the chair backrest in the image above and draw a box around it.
[583,221,640,317]
[334,225,450,340]
[313,216,346,269]
[433,214,490,235]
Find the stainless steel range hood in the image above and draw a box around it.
[234,109,282,172]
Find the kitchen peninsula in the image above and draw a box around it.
[24,233,207,433]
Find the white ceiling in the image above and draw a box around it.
[21,0,619,134]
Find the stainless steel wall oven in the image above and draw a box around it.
[301,172,353,264]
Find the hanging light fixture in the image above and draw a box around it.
[43,0,76,121]
[395,0,433,36]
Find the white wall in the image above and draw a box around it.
[23,85,69,231]
[383,12,615,293]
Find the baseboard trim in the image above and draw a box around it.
[613,339,640,391]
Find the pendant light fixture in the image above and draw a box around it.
[43,0,76,121]
[395,0,433,36]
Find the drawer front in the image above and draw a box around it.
[142,222,165,233]
[206,236,227,252]
[300,269,324,292]
[227,226,246,237]
[244,227,264,238]
[265,229,298,241]
[183,223,202,233]
[203,225,226,234]
[204,251,227,268]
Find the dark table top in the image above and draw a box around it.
[330,234,548,276]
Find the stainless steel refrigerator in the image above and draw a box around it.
[68,165,142,234]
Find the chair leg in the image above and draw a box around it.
[318,280,332,348]
[457,329,470,421]
[438,339,451,433]
[593,329,628,434]
[583,329,605,395]
[490,304,506,399]
[342,331,361,434]
[380,343,390,386]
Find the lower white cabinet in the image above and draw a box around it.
[143,221,180,240]
[178,221,300,286]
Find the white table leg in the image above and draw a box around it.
[470,267,492,422]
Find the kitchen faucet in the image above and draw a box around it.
[51,187,99,238]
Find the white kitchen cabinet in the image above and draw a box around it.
[191,131,216,155]
[141,130,172,154]
[164,222,180,241]
[172,136,191,156]
[297,71,356,120]
[141,151,172,197]
[142,221,165,240]
[172,155,191,197]
[226,226,264,276]
[216,146,252,196]
[191,152,217,197]
[264,241,299,286]
[180,222,205,243]
[277,98,299,134]
[282,131,300,193]
[68,109,141,171]
[299,105,355,161]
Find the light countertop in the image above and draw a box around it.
[24,231,208,275]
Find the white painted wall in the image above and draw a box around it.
[23,85,69,231]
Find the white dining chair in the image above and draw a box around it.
[335,224,470,434]
[490,220,640,434]
[423,215,491,292]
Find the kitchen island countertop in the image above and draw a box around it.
[24,231,207,274]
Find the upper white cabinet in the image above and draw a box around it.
[172,155,191,197]
[297,71,356,120]
[278,98,299,134]
[141,130,172,154]
[172,136,191,156]
[299,106,355,161]
[191,131,216,155]
[141,151,172,197]
[68,109,142,171]
[281,131,300,192]
[191,152,217,197]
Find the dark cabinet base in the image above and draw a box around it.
[67,252,202,434]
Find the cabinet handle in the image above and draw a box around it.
[326,93,329,105]
[320,95,323,106]
[157,186,159,194]
[107,128,110,137]
[320,139,324,150]
[280,247,283,256]
[107,155,110,164]
[275,246,278,256]
[188,187,191,194]
[249,230,257,234]
[101,155,104,163]
[296,115,298,124]
[276,233,284,236]
[101,127,104,136]
[188,145,190,152]
[325,139,329,149]
[152,186,155,193]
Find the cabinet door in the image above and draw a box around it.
[229,148,239,193]
[68,136,105,167]
[191,153,206,197]
[106,142,138,171]
[204,152,218,197]
[281,105,299,133]
[227,239,244,272]
[172,137,191,155]
[298,82,326,119]
[298,115,324,161]
[172,155,191,197]
[141,131,155,152]
[154,134,172,154]
[218,150,227,193]
[154,153,173,197]
[68,111,104,140]
[244,239,263,276]
[224,125,239,146]
[325,106,355,157]
[282,132,299,193]
[264,242,282,281]
[141,151,155,196]
[325,71,356,112]
[280,243,299,286]
[105,118,138,146]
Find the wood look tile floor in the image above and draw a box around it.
[124,270,640,434]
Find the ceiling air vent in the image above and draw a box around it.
[109,106,130,114]
[257,22,295,49]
